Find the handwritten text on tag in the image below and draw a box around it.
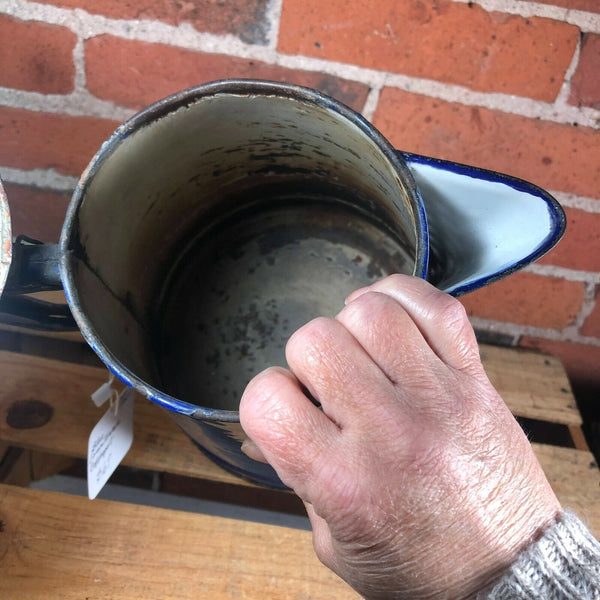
[87,388,134,499]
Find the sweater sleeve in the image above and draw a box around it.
[477,510,600,600]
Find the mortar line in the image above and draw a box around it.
[72,36,87,93]
[554,29,582,108]
[551,191,600,213]
[452,0,600,33]
[384,71,600,129]
[265,0,284,51]
[3,165,600,226]
[571,281,599,331]
[0,86,134,121]
[524,264,600,284]
[361,86,383,120]
[281,54,600,128]
[2,0,600,129]
[0,166,78,192]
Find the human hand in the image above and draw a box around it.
[239,275,560,600]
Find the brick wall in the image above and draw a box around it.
[0,1,598,410]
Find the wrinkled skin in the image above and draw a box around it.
[240,275,560,600]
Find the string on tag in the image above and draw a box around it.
[108,387,121,416]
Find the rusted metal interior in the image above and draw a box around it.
[64,86,420,410]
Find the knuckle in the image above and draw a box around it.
[430,295,471,337]
[426,295,483,372]
[434,293,468,322]
[240,367,290,419]
[339,291,385,328]
[285,316,337,364]
[380,273,410,289]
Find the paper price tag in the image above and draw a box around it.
[87,388,134,500]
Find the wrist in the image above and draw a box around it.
[474,510,600,599]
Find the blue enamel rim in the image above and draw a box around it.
[400,151,567,297]
[59,79,429,422]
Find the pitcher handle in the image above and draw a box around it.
[0,236,78,331]
[398,151,566,296]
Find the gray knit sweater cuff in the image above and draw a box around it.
[478,510,600,599]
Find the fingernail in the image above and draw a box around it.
[344,285,371,305]
[241,438,268,463]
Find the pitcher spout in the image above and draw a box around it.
[399,152,566,296]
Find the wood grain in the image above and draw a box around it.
[479,345,581,426]
[0,319,582,427]
[0,350,593,495]
[0,346,598,600]
[0,351,246,486]
[0,483,357,600]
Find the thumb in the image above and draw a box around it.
[241,438,268,463]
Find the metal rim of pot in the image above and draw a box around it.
[57,80,428,422]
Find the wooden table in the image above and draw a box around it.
[0,328,599,599]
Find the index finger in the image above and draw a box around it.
[346,275,483,375]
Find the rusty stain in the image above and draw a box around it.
[6,399,54,429]
[57,80,426,432]
[154,197,413,411]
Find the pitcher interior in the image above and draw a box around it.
[64,88,420,410]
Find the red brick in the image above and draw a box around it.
[279,0,578,101]
[373,88,600,199]
[569,33,600,110]
[84,35,370,111]
[459,272,584,329]
[0,106,120,176]
[539,208,600,272]
[39,0,270,44]
[520,337,600,392]
[0,15,76,94]
[581,289,600,338]
[3,183,70,243]
[521,0,600,13]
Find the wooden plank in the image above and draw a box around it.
[0,351,249,486]
[0,447,30,486]
[568,424,591,452]
[0,342,582,431]
[479,345,582,426]
[0,453,598,600]
[0,484,356,600]
[0,446,75,486]
[1,351,598,537]
[0,319,581,427]
[532,443,600,538]
[0,349,590,486]
[30,450,76,481]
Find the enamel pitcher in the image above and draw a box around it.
[0,80,565,488]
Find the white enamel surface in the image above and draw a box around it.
[407,160,558,294]
[74,93,418,325]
